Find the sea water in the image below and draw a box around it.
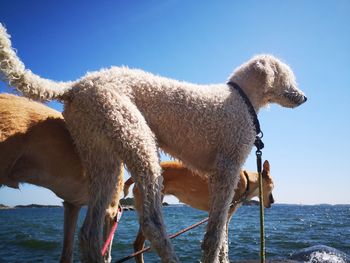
[0,204,349,262]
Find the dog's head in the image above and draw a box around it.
[230,54,307,109]
[240,160,274,208]
[261,160,274,208]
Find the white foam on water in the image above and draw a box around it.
[307,251,346,263]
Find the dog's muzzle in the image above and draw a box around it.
[284,91,307,106]
[266,193,274,208]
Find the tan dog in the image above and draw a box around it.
[0,94,123,263]
[124,161,274,263]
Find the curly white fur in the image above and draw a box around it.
[0,23,306,263]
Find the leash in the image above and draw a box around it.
[115,182,251,263]
[255,134,265,263]
[228,81,266,263]
[115,217,209,263]
[101,205,123,256]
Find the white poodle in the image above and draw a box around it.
[0,23,306,263]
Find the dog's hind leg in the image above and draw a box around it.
[202,159,240,263]
[79,152,121,263]
[60,202,81,263]
[132,183,166,263]
[132,183,147,263]
[107,105,178,262]
[64,86,178,263]
[62,93,123,262]
[133,227,146,263]
[103,164,124,263]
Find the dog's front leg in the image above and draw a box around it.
[218,220,230,263]
[60,202,81,263]
[218,209,236,263]
[202,160,240,263]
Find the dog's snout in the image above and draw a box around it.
[269,194,275,204]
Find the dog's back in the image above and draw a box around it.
[0,94,88,204]
[124,161,255,212]
[159,161,211,210]
[0,93,62,140]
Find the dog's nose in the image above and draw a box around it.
[303,95,307,102]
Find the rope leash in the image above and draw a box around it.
[102,206,123,256]
[114,176,260,263]
[115,178,251,263]
[255,135,265,263]
[115,217,209,263]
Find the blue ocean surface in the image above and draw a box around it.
[0,204,349,262]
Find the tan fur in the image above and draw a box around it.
[0,94,123,263]
[124,161,274,263]
[0,24,306,262]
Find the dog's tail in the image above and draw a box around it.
[123,177,135,197]
[0,24,72,101]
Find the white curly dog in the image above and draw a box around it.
[0,23,306,263]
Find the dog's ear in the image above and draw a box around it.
[240,171,248,190]
[254,59,275,89]
[262,160,271,178]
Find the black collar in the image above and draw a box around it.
[227,81,261,135]
[230,170,251,208]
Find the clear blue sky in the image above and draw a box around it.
[0,0,349,205]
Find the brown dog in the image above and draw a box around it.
[124,161,274,263]
[0,93,123,263]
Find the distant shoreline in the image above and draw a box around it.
[1,202,349,210]
[0,204,62,209]
[1,197,259,209]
